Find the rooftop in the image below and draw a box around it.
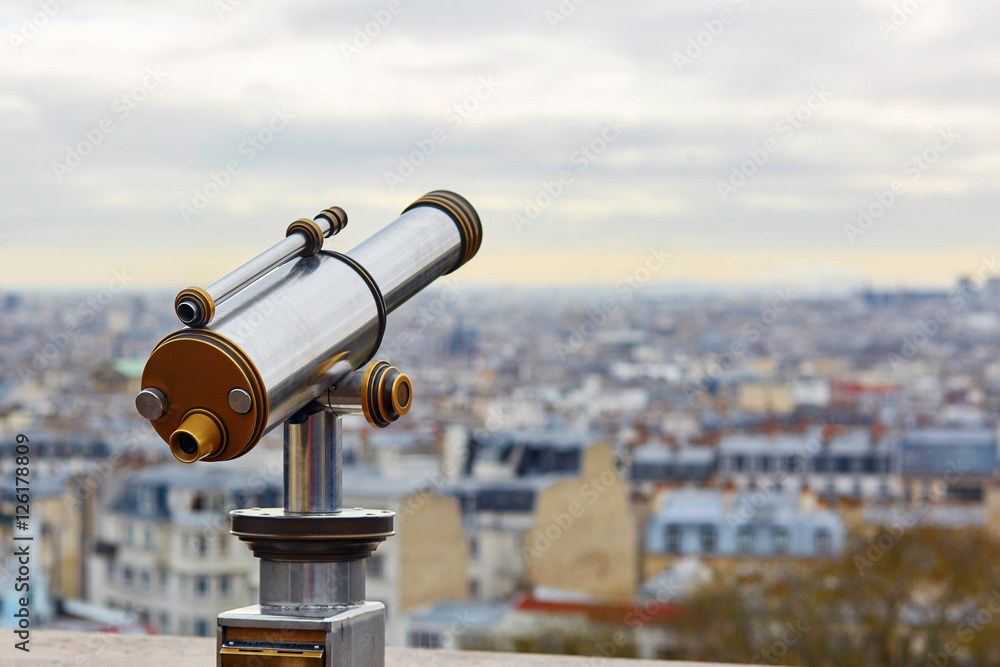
[18,631,747,667]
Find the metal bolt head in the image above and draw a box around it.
[228,388,253,414]
[136,388,168,420]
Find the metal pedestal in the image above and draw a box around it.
[218,405,394,667]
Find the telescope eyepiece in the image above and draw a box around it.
[176,299,200,326]
[169,410,225,463]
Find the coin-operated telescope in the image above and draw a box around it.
[135,191,481,667]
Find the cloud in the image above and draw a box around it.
[0,0,998,288]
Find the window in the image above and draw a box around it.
[760,456,772,472]
[815,529,831,556]
[122,567,134,587]
[197,535,208,557]
[158,612,169,633]
[408,632,442,649]
[141,570,151,590]
[773,527,789,555]
[194,619,210,637]
[666,525,681,554]
[368,556,384,579]
[468,537,479,559]
[733,455,746,472]
[159,570,169,592]
[219,575,231,596]
[700,525,716,554]
[784,455,799,473]
[125,523,134,546]
[737,526,754,554]
[179,574,189,597]
[144,528,153,549]
[196,576,209,597]
[469,579,480,599]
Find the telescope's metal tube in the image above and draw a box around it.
[284,410,341,514]
[139,191,481,462]
[349,205,462,312]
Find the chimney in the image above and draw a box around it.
[800,482,817,513]
[870,422,887,449]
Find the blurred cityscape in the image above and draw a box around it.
[5,275,1000,664]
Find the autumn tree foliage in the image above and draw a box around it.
[671,527,1000,666]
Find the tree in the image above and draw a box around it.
[670,526,1000,666]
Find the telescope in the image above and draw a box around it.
[135,190,482,667]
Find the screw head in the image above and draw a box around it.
[228,388,253,414]
[136,388,168,420]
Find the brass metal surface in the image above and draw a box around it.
[141,329,267,462]
[169,409,225,463]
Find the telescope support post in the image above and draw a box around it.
[284,408,342,514]
[217,403,391,667]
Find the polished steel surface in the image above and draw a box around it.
[210,253,380,430]
[204,203,464,434]
[324,370,364,415]
[227,388,253,415]
[207,232,314,308]
[348,205,462,312]
[284,410,341,514]
[135,387,168,420]
[258,560,366,612]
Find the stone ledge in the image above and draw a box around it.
[1,631,742,666]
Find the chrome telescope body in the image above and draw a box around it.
[137,190,482,463]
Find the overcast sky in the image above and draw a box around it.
[1,0,998,290]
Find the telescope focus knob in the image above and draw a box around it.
[361,360,412,428]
